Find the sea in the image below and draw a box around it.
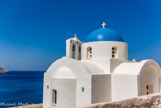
[0,71,44,108]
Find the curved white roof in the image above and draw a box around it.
[52,67,76,78]
[46,57,161,78]
[46,57,105,79]
[80,60,105,74]
[113,60,161,75]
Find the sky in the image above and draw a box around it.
[0,0,161,71]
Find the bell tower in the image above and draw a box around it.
[66,34,83,60]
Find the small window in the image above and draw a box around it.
[47,85,49,89]
[52,89,57,105]
[82,86,85,92]
[87,47,92,59]
[112,47,117,58]
[146,84,153,95]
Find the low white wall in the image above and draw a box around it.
[76,75,92,107]
[50,78,76,108]
[112,74,138,101]
[91,74,111,103]
[43,72,50,108]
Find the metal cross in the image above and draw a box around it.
[74,33,77,37]
[102,22,106,28]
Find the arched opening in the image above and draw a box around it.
[52,89,57,106]
[72,43,76,59]
[112,47,117,58]
[87,47,92,59]
[146,84,153,95]
[79,44,81,60]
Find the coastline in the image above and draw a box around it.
[10,104,43,108]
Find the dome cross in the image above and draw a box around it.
[74,33,77,37]
[102,22,106,28]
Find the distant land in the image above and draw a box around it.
[0,67,8,73]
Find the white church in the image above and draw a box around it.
[43,22,161,108]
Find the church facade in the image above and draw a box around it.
[43,22,161,108]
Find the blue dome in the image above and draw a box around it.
[85,28,124,42]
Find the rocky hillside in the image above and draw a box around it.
[11,93,161,108]
[78,93,161,108]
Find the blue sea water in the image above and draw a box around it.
[0,71,44,108]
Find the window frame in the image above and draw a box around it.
[52,89,57,106]
[146,84,153,95]
[112,46,117,58]
[87,47,92,59]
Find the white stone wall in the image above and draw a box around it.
[139,65,160,96]
[66,39,72,58]
[81,41,128,60]
[112,74,138,101]
[43,57,93,108]
[110,59,126,73]
[76,75,92,107]
[50,78,76,108]
[43,72,50,108]
[91,74,111,103]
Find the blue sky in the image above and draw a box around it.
[0,0,161,71]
